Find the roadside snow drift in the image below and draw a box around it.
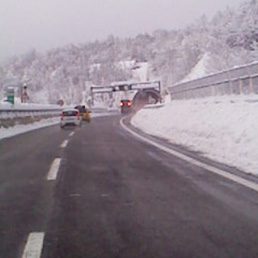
[0,117,59,140]
[132,95,258,175]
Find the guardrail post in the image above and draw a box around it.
[238,78,243,94]
[227,71,233,95]
[248,66,254,94]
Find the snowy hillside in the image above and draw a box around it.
[0,0,258,105]
[180,53,210,82]
[0,0,258,104]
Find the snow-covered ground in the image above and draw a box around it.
[0,117,60,140]
[0,99,61,110]
[132,95,258,176]
[180,53,210,82]
[132,62,149,82]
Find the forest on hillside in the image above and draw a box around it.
[1,0,258,104]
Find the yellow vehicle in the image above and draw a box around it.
[82,109,91,122]
[75,105,91,122]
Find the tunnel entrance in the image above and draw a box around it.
[91,81,161,112]
[133,89,160,106]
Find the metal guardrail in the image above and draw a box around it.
[168,62,258,99]
[0,108,61,119]
[0,107,62,128]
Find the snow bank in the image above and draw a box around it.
[0,102,60,111]
[0,117,59,140]
[132,95,258,175]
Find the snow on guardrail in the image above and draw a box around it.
[0,102,62,128]
[169,61,258,100]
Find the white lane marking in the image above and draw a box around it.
[70,193,81,197]
[22,232,45,258]
[69,132,75,137]
[47,158,61,180]
[120,118,258,193]
[60,139,69,148]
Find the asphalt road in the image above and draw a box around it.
[1,115,258,258]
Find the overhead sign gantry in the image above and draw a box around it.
[90,81,161,95]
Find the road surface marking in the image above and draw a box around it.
[69,132,75,137]
[47,158,61,180]
[22,232,45,258]
[70,193,81,197]
[60,139,68,148]
[120,118,258,193]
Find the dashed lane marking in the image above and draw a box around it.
[47,158,61,180]
[60,139,69,148]
[69,132,75,137]
[120,117,258,193]
[22,232,45,258]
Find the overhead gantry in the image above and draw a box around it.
[90,81,161,107]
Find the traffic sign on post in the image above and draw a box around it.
[7,87,15,104]
[21,84,29,103]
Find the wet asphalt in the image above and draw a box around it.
[0,115,258,258]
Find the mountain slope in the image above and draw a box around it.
[1,0,258,104]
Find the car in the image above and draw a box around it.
[120,99,132,114]
[60,108,81,128]
[74,105,91,122]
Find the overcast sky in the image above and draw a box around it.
[1,0,245,62]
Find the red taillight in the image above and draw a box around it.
[120,102,124,107]
[127,101,132,107]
